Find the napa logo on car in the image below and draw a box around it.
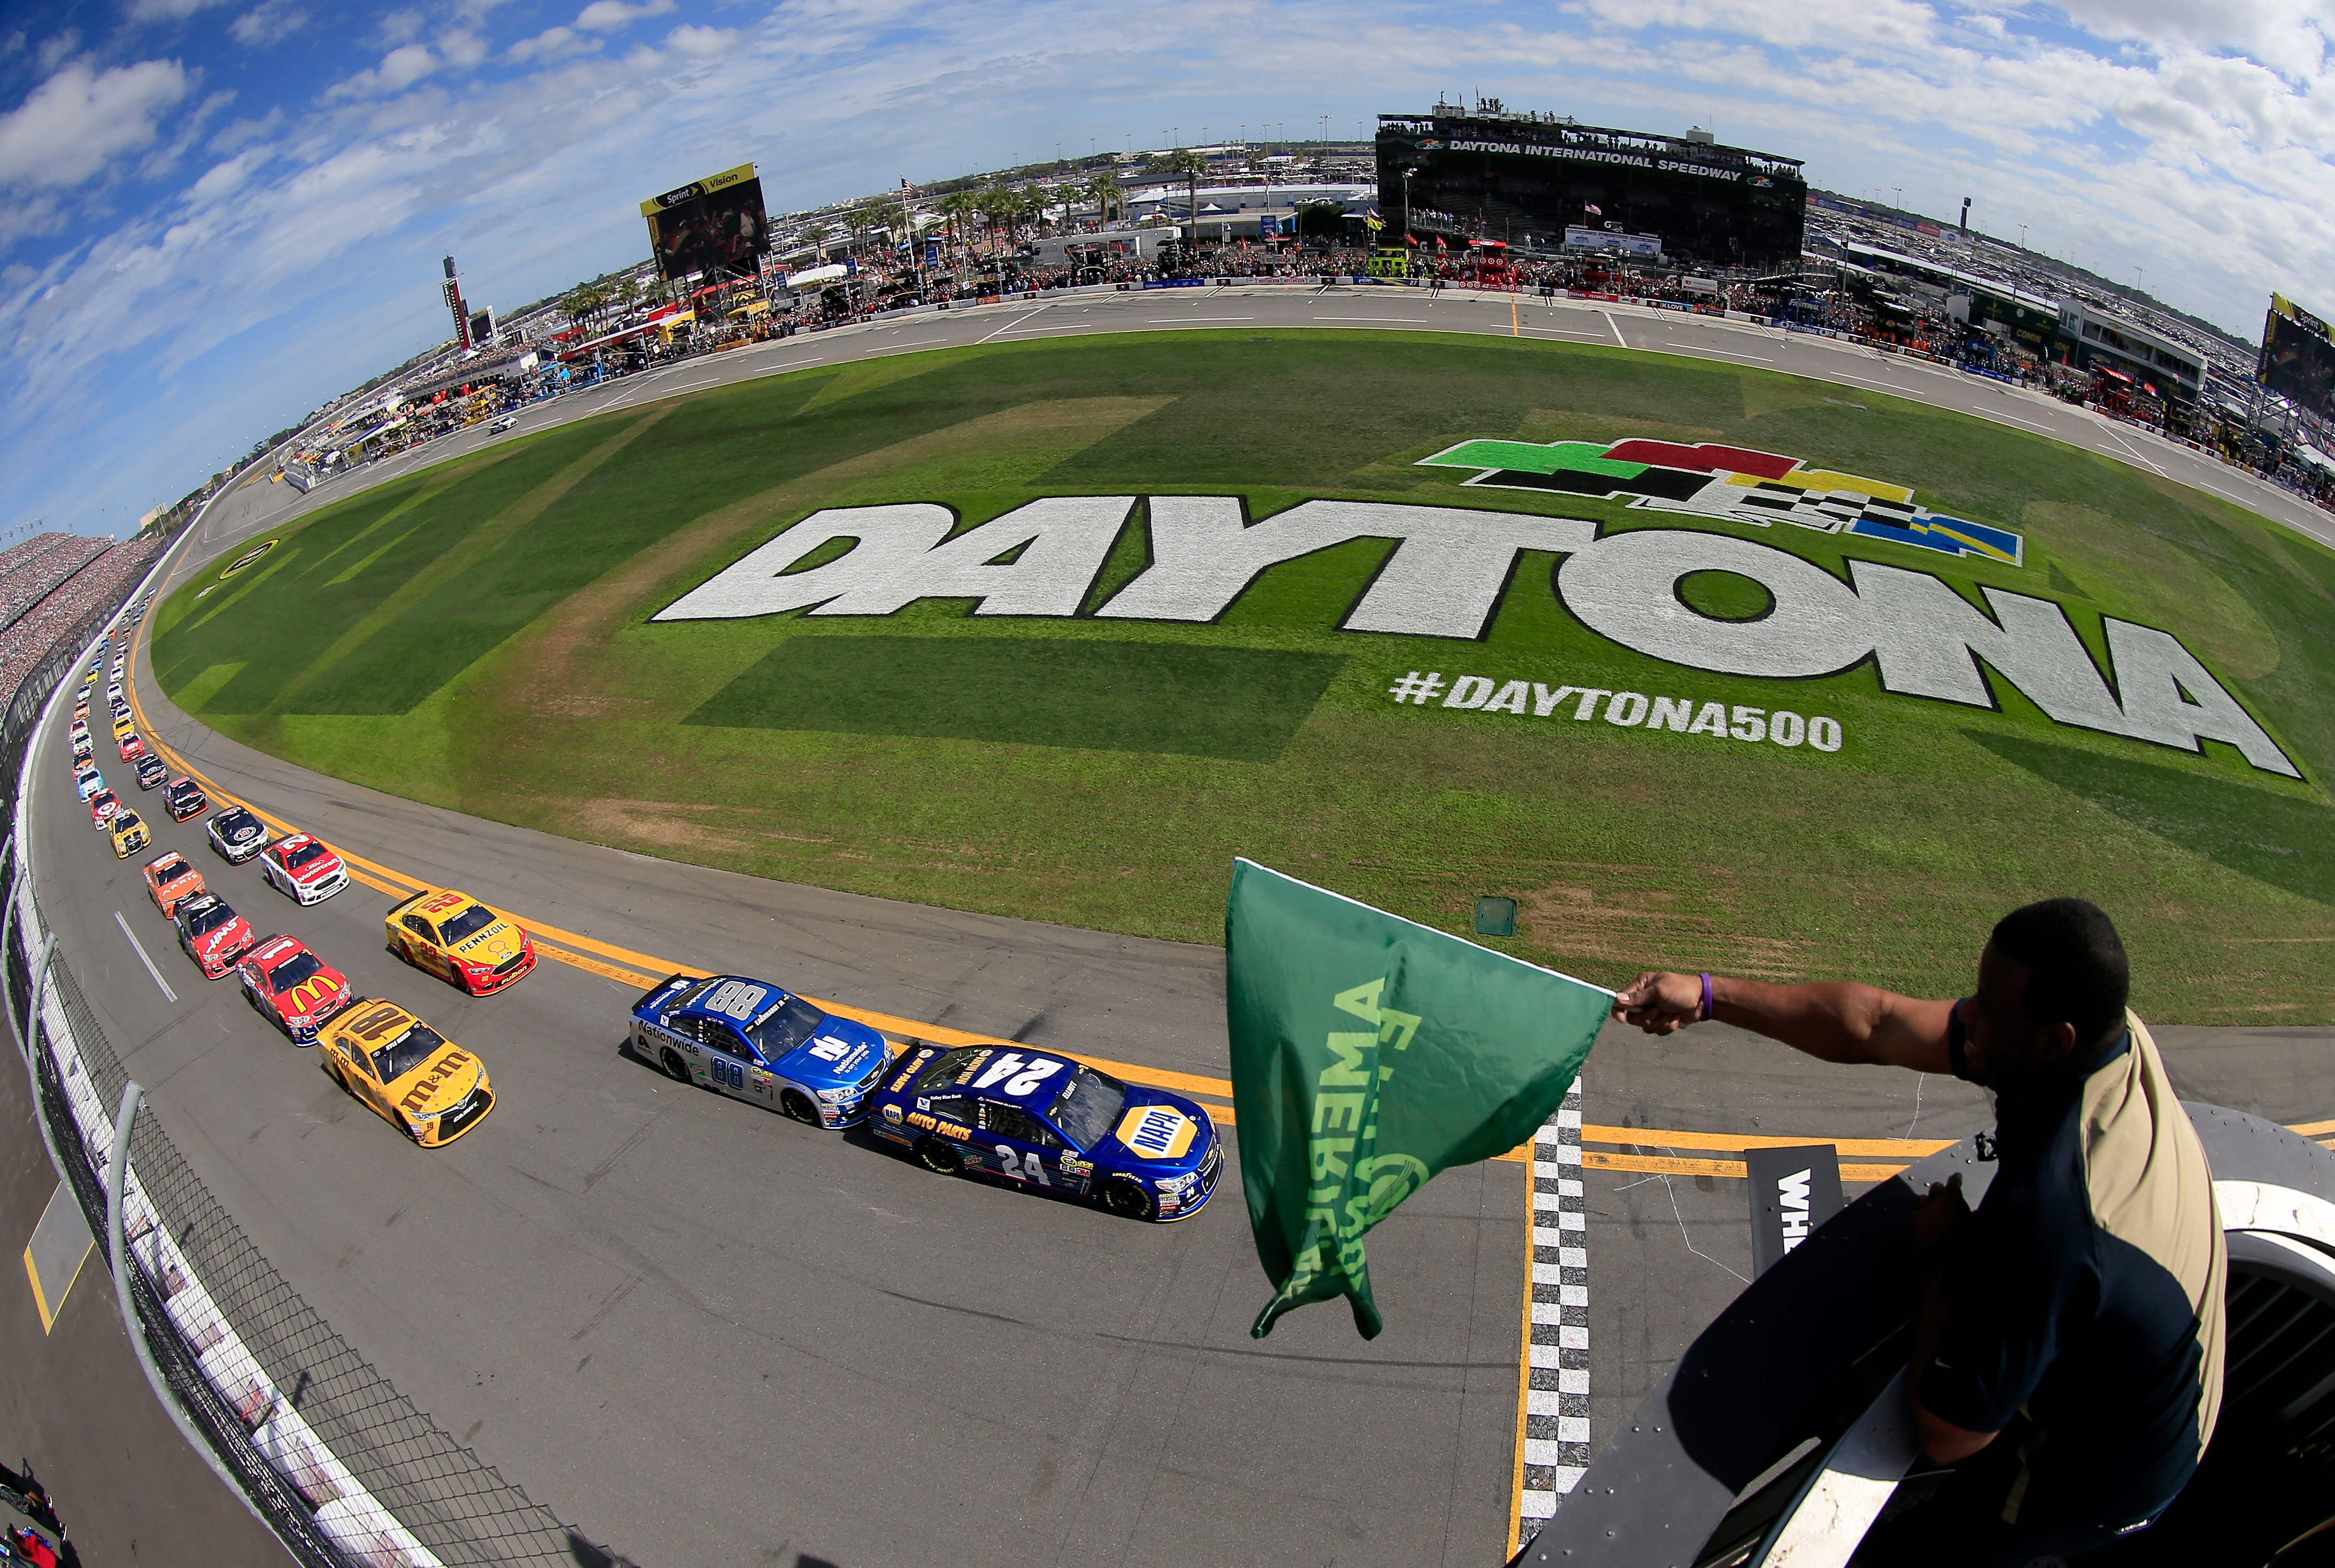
[1115,1104,1197,1161]
[219,539,278,579]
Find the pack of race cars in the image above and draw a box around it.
[63,626,1221,1219]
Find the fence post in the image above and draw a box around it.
[107,1080,272,1532]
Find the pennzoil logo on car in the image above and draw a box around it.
[1115,1104,1197,1161]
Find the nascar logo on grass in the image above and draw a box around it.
[1413,437,2025,565]
[656,473,2298,780]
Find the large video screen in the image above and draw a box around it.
[2260,293,2335,422]
[641,163,771,283]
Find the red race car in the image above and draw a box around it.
[118,732,146,762]
[142,851,206,919]
[236,935,354,1043]
[173,892,257,979]
[88,789,121,829]
[258,834,350,906]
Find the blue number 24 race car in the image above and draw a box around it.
[867,1044,1223,1222]
[631,973,891,1128]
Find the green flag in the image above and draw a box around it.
[1226,859,1611,1339]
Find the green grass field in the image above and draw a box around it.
[154,331,2335,1021]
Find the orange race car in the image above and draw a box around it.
[142,851,206,919]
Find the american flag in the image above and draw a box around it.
[1583,203,1602,215]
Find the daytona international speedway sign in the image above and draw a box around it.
[654,444,2299,780]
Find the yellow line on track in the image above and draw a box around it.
[115,421,2333,1174]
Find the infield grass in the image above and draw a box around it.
[153,331,2335,1022]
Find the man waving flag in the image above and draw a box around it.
[1227,860,1611,1339]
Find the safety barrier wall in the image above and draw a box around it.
[3,557,597,1565]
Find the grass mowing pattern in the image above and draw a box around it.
[688,638,1346,762]
[153,331,2335,1021]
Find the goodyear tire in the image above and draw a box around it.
[916,1138,963,1176]
[1102,1181,1155,1222]
[659,1046,690,1084]
[780,1089,821,1126]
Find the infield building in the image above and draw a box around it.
[1377,100,1806,268]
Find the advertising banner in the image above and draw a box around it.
[2260,293,2335,422]
[641,163,772,283]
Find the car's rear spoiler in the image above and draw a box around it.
[636,971,696,1011]
[383,887,434,917]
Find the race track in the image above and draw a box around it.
[40,284,2332,1565]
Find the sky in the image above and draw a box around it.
[0,0,2330,540]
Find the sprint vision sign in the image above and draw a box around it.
[655,461,2299,780]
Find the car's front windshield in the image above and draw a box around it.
[153,857,187,881]
[221,811,257,839]
[749,995,829,1058]
[270,952,322,990]
[1048,1065,1129,1151]
[439,904,497,943]
[371,1023,447,1083]
[185,903,233,936]
[115,813,140,833]
[284,841,329,870]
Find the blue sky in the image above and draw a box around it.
[1,0,2330,539]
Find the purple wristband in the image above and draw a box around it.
[1699,973,1714,1022]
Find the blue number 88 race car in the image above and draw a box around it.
[868,1043,1222,1222]
[632,973,891,1127]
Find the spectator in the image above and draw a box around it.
[1614,898,2225,1565]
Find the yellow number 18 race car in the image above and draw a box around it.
[318,999,495,1146]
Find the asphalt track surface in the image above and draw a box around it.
[35,285,2334,1566]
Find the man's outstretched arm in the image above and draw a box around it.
[1612,972,1957,1075]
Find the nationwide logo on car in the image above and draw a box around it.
[1414,437,2025,564]
[1116,1105,1197,1161]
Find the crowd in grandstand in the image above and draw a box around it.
[0,532,161,710]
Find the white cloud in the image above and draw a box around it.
[439,28,490,68]
[0,60,189,188]
[125,0,235,19]
[35,30,79,71]
[230,2,308,46]
[508,25,600,63]
[378,9,427,46]
[666,24,739,57]
[575,0,678,34]
[327,42,441,100]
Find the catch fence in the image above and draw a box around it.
[4,570,600,1565]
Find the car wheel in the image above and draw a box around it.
[659,1047,690,1084]
[915,1138,963,1176]
[780,1089,821,1125]
[1102,1181,1156,1222]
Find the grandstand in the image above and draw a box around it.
[0,532,163,704]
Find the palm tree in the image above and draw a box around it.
[1086,170,1123,228]
[935,188,980,262]
[1161,148,1208,239]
